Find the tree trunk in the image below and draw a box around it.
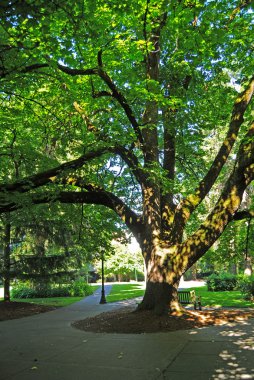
[191,263,198,280]
[229,262,238,275]
[3,215,11,302]
[244,256,252,276]
[138,279,182,315]
[137,243,183,315]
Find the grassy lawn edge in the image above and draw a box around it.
[0,285,100,307]
[187,286,253,308]
[1,284,253,308]
[106,283,145,303]
[106,283,253,308]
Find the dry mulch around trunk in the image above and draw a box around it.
[0,301,57,321]
[72,306,254,334]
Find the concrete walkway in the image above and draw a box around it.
[0,285,253,380]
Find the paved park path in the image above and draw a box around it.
[0,285,253,380]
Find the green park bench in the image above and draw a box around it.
[178,290,202,310]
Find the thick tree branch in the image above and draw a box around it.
[0,62,98,78]
[163,112,176,181]
[59,191,144,240]
[97,68,143,145]
[141,9,167,165]
[233,210,254,221]
[114,146,147,185]
[229,0,252,22]
[0,142,146,213]
[63,147,146,189]
[238,121,254,170]
[0,189,144,242]
[161,109,177,237]
[31,63,98,76]
[175,75,254,225]
[0,147,114,194]
[139,9,168,239]
[178,124,254,273]
[1,60,144,146]
[72,101,145,184]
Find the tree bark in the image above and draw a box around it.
[244,256,253,276]
[3,214,11,302]
[138,278,182,315]
[137,239,183,315]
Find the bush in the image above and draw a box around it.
[11,280,94,298]
[68,280,93,297]
[207,273,237,291]
[237,275,254,300]
[43,286,70,297]
[11,286,38,299]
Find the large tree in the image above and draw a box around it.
[0,0,254,314]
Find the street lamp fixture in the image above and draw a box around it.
[99,250,107,304]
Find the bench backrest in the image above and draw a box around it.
[178,290,196,303]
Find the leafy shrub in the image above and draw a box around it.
[11,280,93,298]
[68,280,93,297]
[207,273,237,291]
[40,286,70,297]
[11,286,38,299]
[237,275,254,300]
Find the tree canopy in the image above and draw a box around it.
[0,0,254,313]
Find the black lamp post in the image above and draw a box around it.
[99,251,107,304]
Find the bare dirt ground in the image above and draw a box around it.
[1,301,254,333]
[0,301,57,321]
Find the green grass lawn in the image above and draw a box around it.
[106,283,145,303]
[1,284,253,308]
[106,283,253,308]
[188,286,253,308]
[0,284,100,306]
[10,297,84,307]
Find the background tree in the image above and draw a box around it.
[0,0,254,314]
[0,213,11,300]
[98,239,144,282]
[0,202,120,297]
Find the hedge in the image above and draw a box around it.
[11,280,93,298]
[237,275,254,300]
[206,273,237,291]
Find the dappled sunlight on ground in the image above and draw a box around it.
[207,318,254,379]
[235,336,254,351]
[187,309,254,327]
[212,343,254,379]
[72,306,254,334]
[220,329,250,337]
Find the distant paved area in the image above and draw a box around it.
[0,284,253,380]
[179,279,206,289]
[0,287,12,298]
